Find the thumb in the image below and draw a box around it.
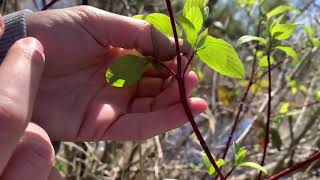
[0,37,45,172]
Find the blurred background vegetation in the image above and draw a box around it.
[1,0,320,179]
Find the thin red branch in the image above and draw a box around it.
[258,42,272,180]
[268,151,320,180]
[41,0,59,10]
[165,0,224,179]
[221,18,262,160]
[183,51,196,75]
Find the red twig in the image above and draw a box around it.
[268,151,320,180]
[222,18,262,160]
[41,0,59,10]
[165,0,224,179]
[258,42,273,180]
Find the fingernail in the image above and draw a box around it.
[21,37,45,59]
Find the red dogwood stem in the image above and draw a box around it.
[165,0,225,179]
[268,151,320,180]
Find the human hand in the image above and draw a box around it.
[26,6,207,141]
[0,17,62,179]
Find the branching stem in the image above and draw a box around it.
[165,0,224,179]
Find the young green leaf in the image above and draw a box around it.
[184,0,207,13]
[266,4,292,19]
[303,25,314,40]
[197,36,245,79]
[279,102,290,114]
[234,142,248,165]
[196,28,208,48]
[312,39,320,47]
[259,55,274,68]
[236,35,267,46]
[133,13,178,37]
[239,162,268,174]
[184,6,203,33]
[201,152,225,176]
[275,46,298,62]
[299,85,307,93]
[203,6,210,20]
[316,91,320,99]
[106,55,149,87]
[271,24,297,40]
[177,15,198,47]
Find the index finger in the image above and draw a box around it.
[72,6,191,61]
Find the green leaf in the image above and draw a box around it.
[288,79,298,95]
[275,46,298,62]
[106,55,149,87]
[271,24,297,40]
[237,35,267,46]
[133,13,178,37]
[197,66,204,81]
[184,0,207,13]
[177,15,198,46]
[196,28,208,48]
[185,6,203,33]
[197,36,245,79]
[259,55,274,68]
[201,152,225,176]
[299,85,307,93]
[233,142,247,165]
[203,6,210,20]
[266,5,292,19]
[239,162,268,174]
[303,25,314,39]
[316,91,320,99]
[271,128,283,151]
[312,39,320,47]
[279,102,290,114]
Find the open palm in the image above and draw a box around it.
[27,6,207,141]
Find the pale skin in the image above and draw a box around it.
[0,6,207,180]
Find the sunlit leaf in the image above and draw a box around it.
[312,39,320,47]
[239,162,268,174]
[275,46,298,62]
[279,102,289,114]
[177,15,198,46]
[185,6,203,33]
[237,35,267,46]
[106,55,149,87]
[197,36,245,79]
[259,55,274,68]
[196,28,208,48]
[234,142,247,165]
[303,25,314,39]
[133,13,179,37]
[197,66,204,81]
[299,85,307,93]
[316,91,320,99]
[271,24,297,40]
[201,152,225,176]
[266,4,292,19]
[184,0,207,14]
